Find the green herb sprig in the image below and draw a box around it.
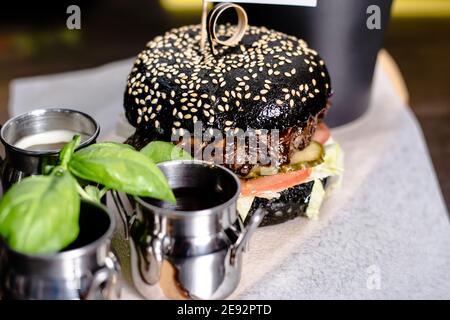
[0,137,191,254]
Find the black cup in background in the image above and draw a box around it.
[244,0,393,127]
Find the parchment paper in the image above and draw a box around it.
[9,57,450,299]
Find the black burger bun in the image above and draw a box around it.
[124,24,331,141]
[245,179,327,227]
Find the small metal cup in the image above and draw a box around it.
[113,160,265,300]
[0,108,99,192]
[0,200,120,300]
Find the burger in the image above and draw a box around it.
[124,24,343,226]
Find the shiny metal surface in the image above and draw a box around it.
[0,201,120,300]
[0,108,99,192]
[112,160,265,300]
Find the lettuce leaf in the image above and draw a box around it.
[305,179,326,220]
[308,138,344,182]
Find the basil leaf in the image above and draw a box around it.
[59,135,80,169]
[83,185,108,203]
[0,171,80,254]
[94,141,135,150]
[140,141,192,164]
[68,143,175,203]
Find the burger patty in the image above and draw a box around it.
[228,101,329,176]
[125,103,328,177]
[223,114,319,176]
[124,117,314,176]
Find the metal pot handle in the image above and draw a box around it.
[230,208,266,264]
[83,252,121,300]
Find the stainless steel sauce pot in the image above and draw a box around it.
[0,108,99,192]
[112,160,265,300]
[0,200,120,300]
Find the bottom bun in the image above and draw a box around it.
[244,178,328,227]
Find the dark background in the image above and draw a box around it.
[0,0,449,208]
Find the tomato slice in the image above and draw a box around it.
[240,168,312,197]
[239,123,329,197]
[313,122,331,144]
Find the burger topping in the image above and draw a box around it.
[238,121,329,178]
[237,138,343,223]
[240,167,312,197]
[223,115,323,177]
[312,122,331,145]
[239,124,337,198]
[281,141,324,173]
